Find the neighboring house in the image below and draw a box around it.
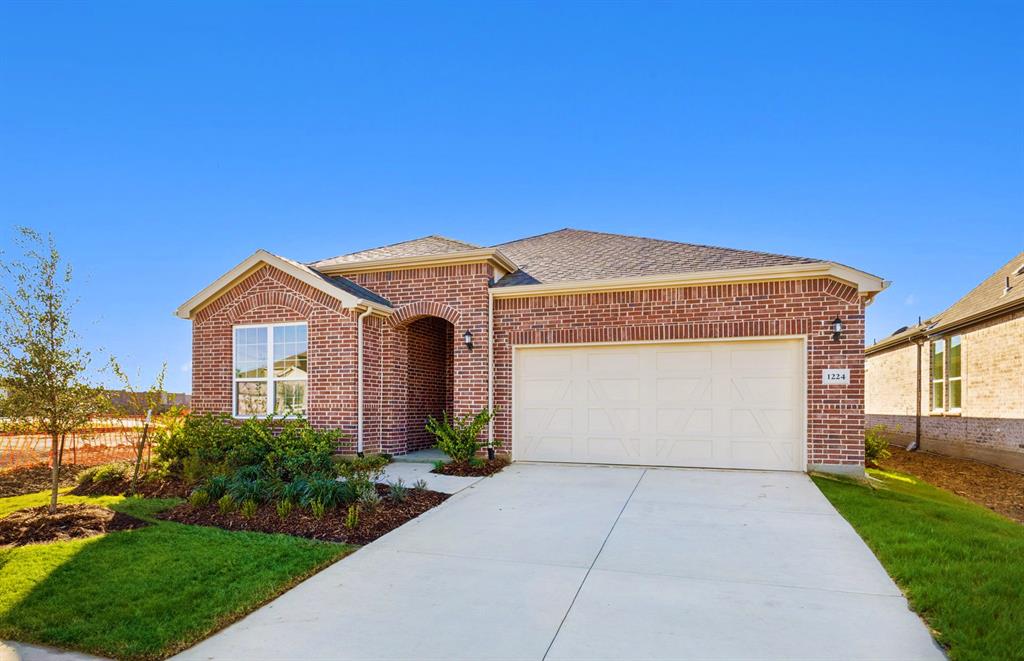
[866,252,1024,471]
[176,229,887,476]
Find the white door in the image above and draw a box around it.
[513,339,805,470]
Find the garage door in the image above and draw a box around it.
[513,339,805,471]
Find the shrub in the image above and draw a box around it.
[358,487,381,511]
[281,477,310,506]
[865,425,892,465]
[275,499,293,520]
[89,462,129,484]
[335,454,390,483]
[432,460,446,472]
[303,477,354,510]
[228,476,273,505]
[240,499,258,518]
[310,499,326,520]
[426,408,494,462]
[217,494,235,514]
[344,504,360,529]
[412,478,428,491]
[204,474,231,500]
[76,466,101,485]
[188,489,211,508]
[388,478,408,503]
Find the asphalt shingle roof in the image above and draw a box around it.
[492,228,823,286]
[868,251,1024,352]
[311,236,480,270]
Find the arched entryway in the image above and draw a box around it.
[405,316,454,451]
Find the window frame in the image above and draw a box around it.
[929,334,963,414]
[232,322,308,418]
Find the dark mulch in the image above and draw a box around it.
[0,504,149,547]
[0,463,91,498]
[157,484,448,545]
[69,475,192,499]
[878,446,1024,523]
[432,457,509,477]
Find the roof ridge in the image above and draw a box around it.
[930,250,1024,322]
[310,234,479,265]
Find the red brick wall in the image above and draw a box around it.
[406,317,454,450]
[349,264,492,454]
[191,264,365,452]
[491,278,866,467]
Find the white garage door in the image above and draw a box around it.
[513,339,805,471]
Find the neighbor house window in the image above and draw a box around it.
[930,335,962,413]
[233,323,307,417]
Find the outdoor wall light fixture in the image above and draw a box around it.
[831,317,844,342]
[463,329,474,350]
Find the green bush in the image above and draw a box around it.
[335,454,390,483]
[310,499,326,520]
[204,475,231,500]
[188,489,211,508]
[388,479,408,503]
[344,504,360,529]
[228,475,273,505]
[301,477,354,510]
[426,409,494,462]
[239,499,258,518]
[865,425,893,465]
[153,413,344,483]
[217,494,236,515]
[275,499,293,520]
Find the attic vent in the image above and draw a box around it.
[1016,263,1024,276]
[1005,276,1013,295]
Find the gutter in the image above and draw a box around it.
[487,287,494,454]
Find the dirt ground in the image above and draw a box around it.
[0,504,148,547]
[879,446,1024,523]
[0,464,90,498]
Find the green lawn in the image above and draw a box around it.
[813,469,1024,661]
[0,491,354,660]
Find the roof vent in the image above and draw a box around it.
[891,326,909,336]
[1016,263,1024,276]
[1005,276,1013,295]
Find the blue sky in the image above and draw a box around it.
[1,1,1021,393]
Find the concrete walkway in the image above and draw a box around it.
[0,641,107,661]
[175,464,944,660]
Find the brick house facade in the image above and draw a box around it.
[866,252,1024,471]
[178,230,887,475]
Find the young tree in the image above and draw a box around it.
[108,358,168,494]
[0,228,105,513]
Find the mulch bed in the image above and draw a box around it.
[0,463,91,498]
[69,475,192,499]
[157,484,448,545]
[432,457,509,477]
[878,446,1024,523]
[0,504,149,547]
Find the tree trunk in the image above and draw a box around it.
[49,432,61,514]
[130,423,149,496]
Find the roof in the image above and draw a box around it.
[311,235,480,270]
[491,228,824,286]
[867,251,1024,354]
[175,250,393,319]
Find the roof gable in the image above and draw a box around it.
[311,235,480,270]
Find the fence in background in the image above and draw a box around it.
[0,417,149,471]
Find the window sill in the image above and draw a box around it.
[928,410,961,417]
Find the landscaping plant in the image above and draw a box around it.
[425,408,494,462]
[344,503,360,529]
[239,499,258,518]
[217,494,235,515]
[865,425,893,466]
[275,499,293,520]
[0,227,106,514]
[388,478,408,503]
[108,357,169,494]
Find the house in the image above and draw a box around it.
[866,252,1024,471]
[176,229,887,476]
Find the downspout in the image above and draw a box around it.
[487,288,495,459]
[357,306,373,457]
[910,338,923,452]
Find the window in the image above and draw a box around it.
[930,335,962,413]
[233,323,307,417]
[931,340,944,411]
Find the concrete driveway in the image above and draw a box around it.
[176,464,943,660]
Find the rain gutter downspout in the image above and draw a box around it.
[487,288,495,458]
[357,306,373,456]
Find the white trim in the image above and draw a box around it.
[175,249,393,320]
[510,335,809,472]
[491,262,888,300]
[232,321,309,418]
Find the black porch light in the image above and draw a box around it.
[831,317,844,342]
[463,329,474,350]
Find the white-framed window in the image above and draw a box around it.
[233,322,308,417]
[930,335,962,413]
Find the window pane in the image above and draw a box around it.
[234,327,268,378]
[275,381,306,416]
[236,382,267,416]
[949,379,962,409]
[931,340,945,379]
[948,336,962,378]
[274,325,308,378]
[932,381,944,409]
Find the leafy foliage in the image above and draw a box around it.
[239,499,258,518]
[412,478,428,491]
[188,490,211,508]
[216,494,235,515]
[334,454,389,483]
[0,228,106,513]
[301,477,353,510]
[228,476,274,505]
[865,425,893,464]
[275,499,293,520]
[387,478,408,503]
[425,408,494,462]
[344,504,360,529]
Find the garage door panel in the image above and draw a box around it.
[514,340,804,471]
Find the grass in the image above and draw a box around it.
[0,490,354,660]
[812,469,1024,661]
